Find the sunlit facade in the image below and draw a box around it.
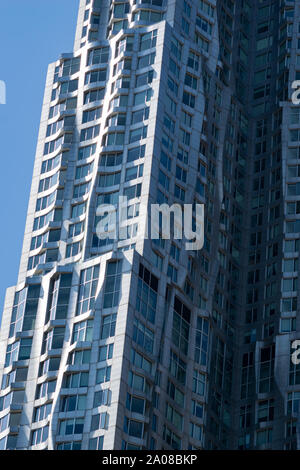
[1,0,300,450]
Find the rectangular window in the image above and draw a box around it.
[72,320,93,343]
[133,318,154,353]
[103,261,122,308]
[76,265,100,315]
[136,264,158,323]
[172,297,191,355]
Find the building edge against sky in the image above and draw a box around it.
[1,0,300,450]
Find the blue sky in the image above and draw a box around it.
[0,0,79,319]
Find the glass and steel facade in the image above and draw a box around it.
[1,0,300,450]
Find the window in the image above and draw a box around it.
[194,33,209,52]
[87,47,109,66]
[89,436,104,450]
[42,327,65,354]
[60,79,78,94]
[171,38,182,61]
[78,143,96,160]
[62,57,80,77]
[126,394,145,415]
[136,70,154,88]
[124,417,144,438]
[185,73,198,90]
[71,202,86,219]
[82,107,102,123]
[91,413,109,431]
[68,349,91,366]
[134,89,153,106]
[199,0,214,17]
[256,428,272,447]
[167,380,184,407]
[100,152,123,167]
[57,441,81,450]
[49,98,77,119]
[38,172,58,193]
[99,343,114,361]
[195,317,209,366]
[133,318,154,353]
[162,132,173,152]
[60,394,87,412]
[46,273,72,321]
[167,263,178,283]
[169,350,186,385]
[167,76,178,96]
[115,36,133,56]
[0,392,13,411]
[191,399,203,419]
[140,30,157,51]
[190,422,202,442]
[166,89,178,114]
[84,88,105,104]
[163,425,181,450]
[76,265,99,316]
[0,414,9,434]
[36,380,57,399]
[103,261,122,308]
[101,314,117,339]
[160,150,171,171]
[33,403,52,423]
[136,264,158,323]
[113,2,130,17]
[73,182,90,198]
[76,163,94,181]
[109,94,128,109]
[182,17,190,34]
[125,164,144,182]
[9,285,40,337]
[93,388,111,408]
[176,165,187,184]
[127,145,145,163]
[131,348,152,374]
[31,425,49,446]
[280,318,296,333]
[102,131,124,146]
[59,418,84,435]
[128,371,150,393]
[177,147,188,164]
[133,9,163,23]
[182,91,195,108]
[257,399,274,423]
[36,191,56,211]
[106,113,126,127]
[46,117,74,137]
[85,69,106,85]
[172,297,190,355]
[5,339,32,367]
[64,372,89,388]
[259,345,275,392]
[96,366,111,384]
[129,126,147,143]
[196,15,212,35]
[80,124,100,142]
[192,369,206,396]
[98,171,121,187]
[72,319,93,343]
[164,113,175,133]
[41,154,61,174]
[166,403,183,431]
[132,107,149,125]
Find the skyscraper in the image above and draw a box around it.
[0,0,300,451]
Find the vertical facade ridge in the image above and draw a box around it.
[0,0,300,451]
